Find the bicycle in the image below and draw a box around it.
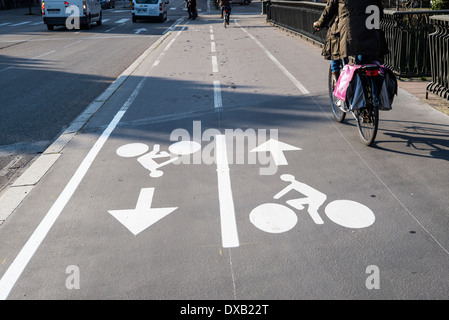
[223,5,231,27]
[329,60,381,146]
[312,25,382,146]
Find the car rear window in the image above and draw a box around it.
[135,0,159,4]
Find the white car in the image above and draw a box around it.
[132,0,169,23]
[42,0,102,30]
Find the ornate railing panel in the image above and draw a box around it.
[427,15,449,100]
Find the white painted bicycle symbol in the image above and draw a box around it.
[116,141,201,178]
[250,174,375,233]
[112,135,376,242]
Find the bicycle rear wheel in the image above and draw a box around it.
[328,65,345,123]
[355,105,378,146]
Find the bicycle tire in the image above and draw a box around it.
[355,104,378,146]
[328,65,345,123]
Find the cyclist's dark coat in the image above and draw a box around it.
[218,0,231,6]
[315,0,385,61]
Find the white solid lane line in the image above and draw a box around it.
[10,21,32,26]
[213,80,222,109]
[215,135,239,248]
[235,20,310,95]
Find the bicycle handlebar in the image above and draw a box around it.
[312,25,328,34]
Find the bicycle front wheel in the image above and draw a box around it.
[355,105,378,146]
[328,65,345,123]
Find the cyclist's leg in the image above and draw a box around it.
[330,59,342,84]
[330,60,341,72]
[329,60,347,121]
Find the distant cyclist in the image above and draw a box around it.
[218,0,232,19]
[186,0,198,20]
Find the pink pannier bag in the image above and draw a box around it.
[333,64,360,101]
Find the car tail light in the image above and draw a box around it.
[64,1,69,4]
[41,1,45,15]
[83,1,87,15]
[159,2,162,11]
[132,2,134,10]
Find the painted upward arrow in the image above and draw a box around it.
[108,188,177,236]
[250,139,301,166]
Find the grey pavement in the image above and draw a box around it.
[0,3,449,302]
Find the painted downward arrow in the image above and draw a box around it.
[109,188,177,236]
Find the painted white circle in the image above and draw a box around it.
[169,141,201,155]
[325,200,375,229]
[250,203,298,234]
[116,143,149,158]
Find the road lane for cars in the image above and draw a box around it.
[0,7,184,194]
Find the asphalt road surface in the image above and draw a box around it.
[0,1,187,192]
[1,0,449,304]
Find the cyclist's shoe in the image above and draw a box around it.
[336,99,349,112]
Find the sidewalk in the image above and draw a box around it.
[398,78,449,117]
[0,6,41,17]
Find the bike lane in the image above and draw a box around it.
[226,15,449,298]
[1,14,449,300]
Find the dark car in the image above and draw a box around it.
[232,0,251,4]
[100,0,115,8]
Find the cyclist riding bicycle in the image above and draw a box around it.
[186,0,198,20]
[313,0,393,146]
[313,0,387,84]
[218,0,232,20]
